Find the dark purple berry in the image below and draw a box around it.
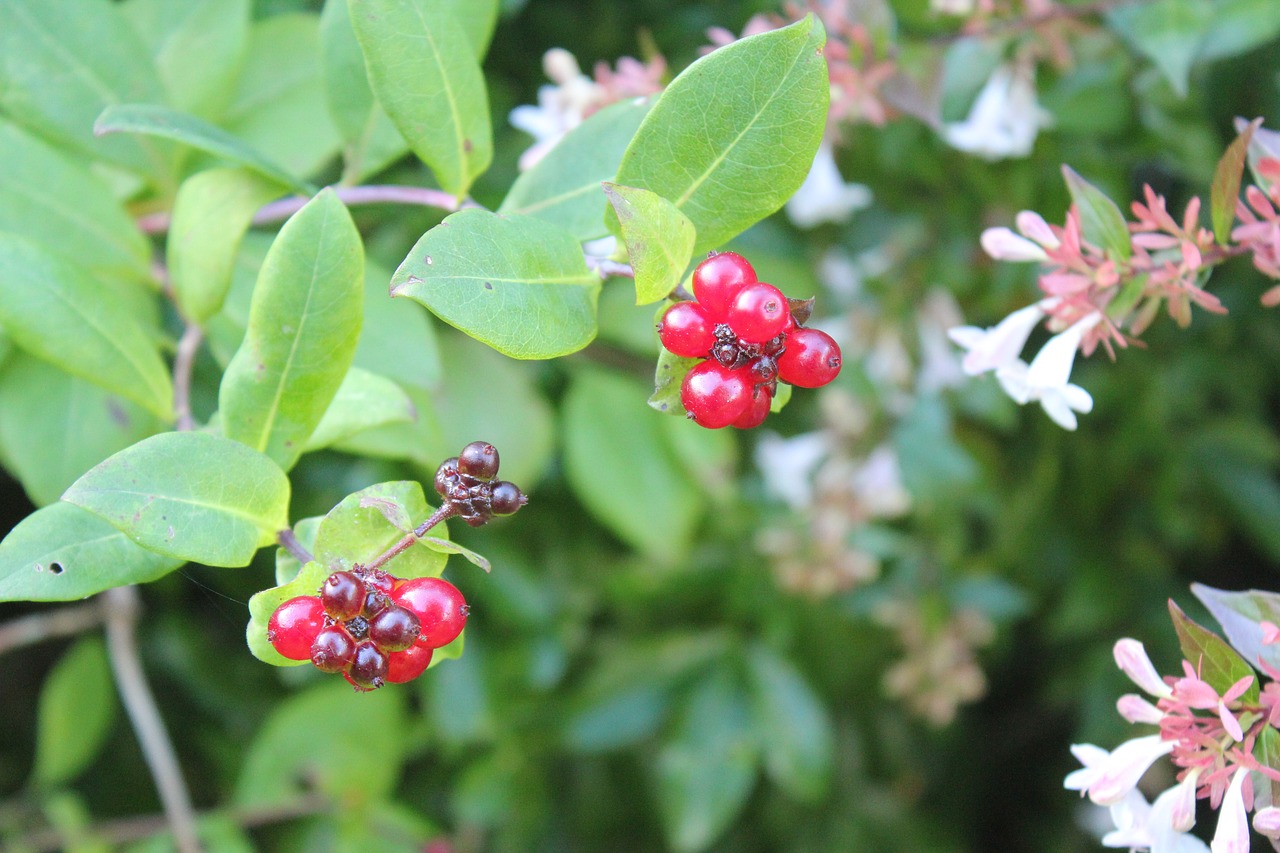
[310,626,355,673]
[348,640,389,689]
[320,571,365,620]
[457,442,500,481]
[369,605,421,652]
[434,457,460,498]
[490,481,526,516]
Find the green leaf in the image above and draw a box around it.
[0,354,162,507]
[303,366,417,452]
[219,188,365,472]
[1211,119,1258,245]
[612,16,828,255]
[1190,583,1280,674]
[354,259,443,391]
[312,481,449,579]
[62,431,291,568]
[0,0,174,179]
[0,119,150,280]
[746,644,833,802]
[95,104,312,195]
[0,502,181,602]
[1259,726,1280,806]
[1106,0,1212,98]
[648,344,701,416]
[1168,599,1259,701]
[0,233,172,420]
[121,0,250,120]
[221,13,342,181]
[603,183,697,306]
[443,0,499,58]
[656,672,759,853]
[275,516,320,586]
[1200,0,1280,62]
[499,98,652,240]
[390,210,600,359]
[1062,165,1132,261]
[246,559,330,666]
[349,0,493,198]
[33,638,117,787]
[167,167,284,323]
[563,368,703,561]
[417,536,491,573]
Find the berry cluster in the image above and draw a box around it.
[659,252,843,429]
[267,567,467,691]
[434,441,527,527]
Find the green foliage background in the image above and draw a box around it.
[0,0,1279,851]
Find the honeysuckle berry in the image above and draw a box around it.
[726,282,790,343]
[310,625,356,673]
[433,456,460,498]
[394,577,469,649]
[692,251,756,319]
[777,327,842,388]
[489,480,526,516]
[658,301,716,358]
[368,604,421,652]
[457,441,500,481]
[320,570,365,620]
[267,596,326,661]
[348,640,389,689]
[680,360,753,429]
[386,644,434,684]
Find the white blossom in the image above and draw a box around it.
[785,142,872,228]
[942,63,1053,161]
[996,312,1100,430]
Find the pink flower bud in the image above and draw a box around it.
[1117,693,1164,725]
[1113,639,1172,698]
[980,227,1048,262]
[1015,210,1059,249]
[1253,806,1280,839]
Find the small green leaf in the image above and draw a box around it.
[303,367,416,452]
[219,188,365,472]
[1190,583,1280,675]
[95,104,312,195]
[390,210,600,359]
[0,354,162,507]
[603,183,697,306]
[613,16,828,254]
[1106,0,1212,97]
[0,119,150,280]
[62,432,291,568]
[312,481,448,579]
[1168,599,1259,701]
[33,638,117,787]
[0,233,172,420]
[648,345,701,417]
[746,644,833,802]
[167,167,285,323]
[1211,119,1259,245]
[770,381,793,413]
[1062,165,1132,261]
[0,502,182,602]
[349,0,492,198]
[499,98,652,240]
[418,536,491,573]
[246,558,330,666]
[1259,726,1280,805]
[275,516,320,586]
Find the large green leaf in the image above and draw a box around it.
[603,182,696,305]
[1061,165,1132,261]
[219,188,365,472]
[33,638,117,788]
[354,259,442,391]
[443,0,499,58]
[348,0,492,198]
[1168,599,1259,701]
[612,16,828,255]
[0,233,172,420]
[95,104,312,195]
[312,481,448,578]
[167,167,285,323]
[746,644,833,803]
[1106,0,1212,98]
[0,0,174,180]
[0,354,162,507]
[499,98,652,241]
[121,0,250,119]
[62,431,291,568]
[0,502,181,602]
[303,366,417,452]
[0,119,150,280]
[390,210,600,359]
[221,13,342,181]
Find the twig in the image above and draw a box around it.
[276,528,315,565]
[361,504,458,574]
[104,586,202,853]
[173,323,204,432]
[0,601,104,656]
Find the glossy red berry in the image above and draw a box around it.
[320,571,365,620]
[348,639,389,689]
[310,625,356,673]
[658,301,716,358]
[457,441,500,481]
[386,644,434,683]
[692,252,756,319]
[726,282,790,343]
[732,386,773,429]
[393,577,468,648]
[267,596,326,661]
[777,327,842,388]
[369,604,421,652]
[680,360,753,429]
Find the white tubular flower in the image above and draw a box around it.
[1210,769,1249,853]
[1168,770,1200,834]
[754,431,833,510]
[947,302,1046,376]
[508,48,602,170]
[786,141,873,229]
[1114,639,1173,699]
[996,312,1100,430]
[1087,734,1175,806]
[1096,786,1210,853]
[981,227,1049,262]
[942,63,1053,160]
[1065,743,1111,796]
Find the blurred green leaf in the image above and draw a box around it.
[0,502,181,602]
[648,343,701,417]
[354,259,443,391]
[34,638,116,787]
[746,644,833,803]
[219,188,365,472]
[349,0,492,198]
[0,233,172,420]
[1168,599,1259,700]
[443,0,499,58]
[1107,0,1211,98]
[1191,584,1280,674]
[63,431,291,568]
[390,210,600,359]
[1260,726,1280,805]
[304,367,417,452]
[603,182,696,305]
[1211,119,1258,245]
[892,395,977,500]
[1062,165,1132,261]
[612,16,828,254]
[500,98,652,240]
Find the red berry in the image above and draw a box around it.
[348,639,389,689]
[393,577,468,648]
[777,328,842,388]
[692,252,756,319]
[732,386,773,429]
[386,644,434,683]
[310,625,356,673]
[658,301,716,358]
[368,604,421,652]
[267,596,325,661]
[726,282,790,343]
[320,571,365,620]
[680,360,753,429]
[457,441,500,481]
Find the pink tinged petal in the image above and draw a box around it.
[952,304,1045,375]
[1210,769,1249,853]
[1088,734,1176,806]
[981,227,1048,261]
[1132,233,1183,250]
[1217,702,1244,742]
[1016,210,1060,249]
[1118,693,1165,724]
[1115,639,1174,698]
[1150,783,1213,853]
[1181,241,1203,270]
[1168,770,1201,832]
[1253,806,1280,839]
[1262,621,1280,645]
[1174,677,1221,710]
[1222,675,1255,703]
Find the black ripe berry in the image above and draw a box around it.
[348,640,389,689]
[368,604,421,652]
[490,481,526,516]
[457,441,500,481]
[310,626,355,673]
[320,571,365,620]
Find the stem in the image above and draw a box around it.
[0,601,104,656]
[173,323,203,432]
[276,528,315,565]
[103,586,202,853]
[361,504,458,574]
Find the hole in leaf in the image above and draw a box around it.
[484,282,493,290]
[49,562,64,575]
